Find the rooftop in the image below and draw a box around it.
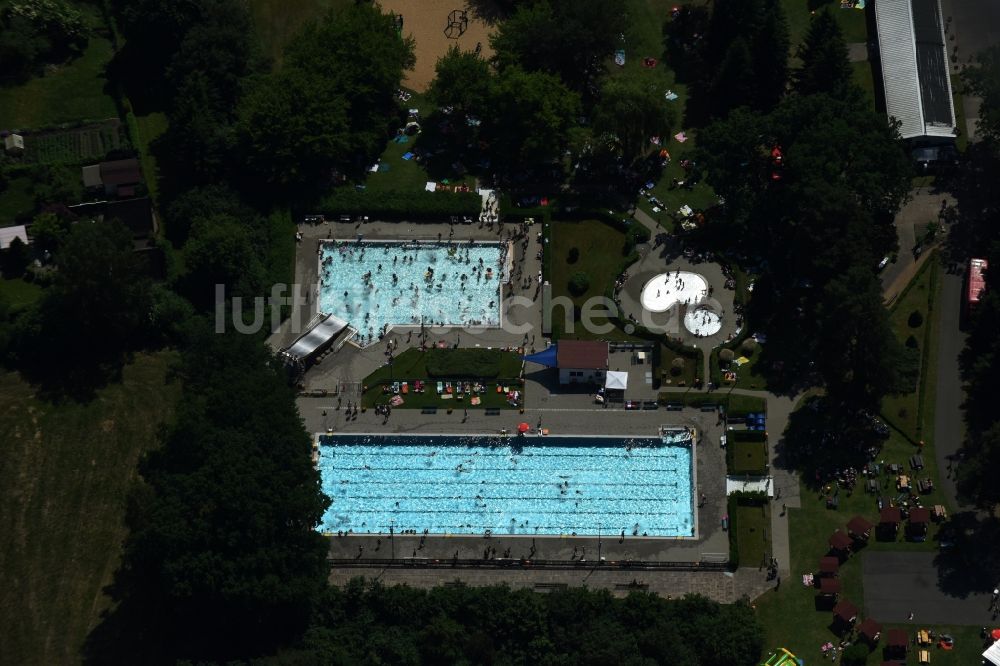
[556,340,608,370]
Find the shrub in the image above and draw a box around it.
[719,348,735,365]
[568,271,590,296]
[841,643,870,666]
[567,247,579,264]
[622,223,650,255]
[670,357,685,376]
[908,310,924,328]
[905,334,919,349]
[740,338,757,355]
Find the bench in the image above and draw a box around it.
[699,404,718,412]
[665,403,683,411]
[485,408,501,416]
[421,407,438,414]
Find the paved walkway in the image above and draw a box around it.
[329,565,773,603]
[933,270,968,511]
[847,42,868,62]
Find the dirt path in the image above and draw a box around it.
[378,0,495,92]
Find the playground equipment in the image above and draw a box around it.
[445,9,468,39]
[760,648,802,666]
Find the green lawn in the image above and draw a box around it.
[782,0,868,50]
[882,256,939,443]
[361,347,525,410]
[0,36,118,128]
[133,112,168,204]
[852,59,876,101]
[715,346,770,391]
[0,176,36,226]
[0,278,43,309]
[735,502,771,570]
[729,439,769,476]
[0,353,180,666]
[249,0,350,63]
[752,410,966,663]
[550,218,631,337]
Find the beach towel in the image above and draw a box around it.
[674,131,688,143]
[470,396,481,405]
[390,395,404,406]
[614,49,625,66]
[402,382,409,394]
[425,181,437,192]
[664,90,679,101]
[402,152,415,160]
[436,381,444,394]
[650,135,661,145]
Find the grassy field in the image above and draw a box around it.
[782,0,869,49]
[0,34,118,128]
[249,0,350,63]
[361,347,525,410]
[882,257,939,443]
[133,112,168,204]
[0,353,180,665]
[0,278,43,309]
[735,502,771,570]
[714,345,770,391]
[0,176,36,226]
[729,439,769,476]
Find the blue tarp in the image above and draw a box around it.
[523,345,558,368]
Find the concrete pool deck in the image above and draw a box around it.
[278,216,795,602]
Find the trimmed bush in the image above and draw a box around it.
[740,338,757,355]
[905,334,919,349]
[841,643,870,666]
[719,348,735,365]
[670,357,686,376]
[908,310,924,328]
[567,247,579,264]
[568,271,590,296]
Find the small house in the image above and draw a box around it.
[556,340,609,385]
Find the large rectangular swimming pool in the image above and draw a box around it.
[318,240,506,346]
[316,433,695,538]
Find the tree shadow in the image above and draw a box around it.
[933,512,1000,597]
[777,395,886,489]
[463,0,515,26]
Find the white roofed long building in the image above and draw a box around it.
[874,0,956,141]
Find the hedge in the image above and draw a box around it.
[317,188,482,219]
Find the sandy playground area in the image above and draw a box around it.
[378,0,495,92]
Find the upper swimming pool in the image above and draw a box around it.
[316,433,695,538]
[318,240,506,346]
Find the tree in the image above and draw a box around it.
[963,44,1000,143]
[0,15,48,82]
[180,214,266,311]
[490,0,626,94]
[118,325,330,660]
[592,70,675,164]
[794,9,853,98]
[428,46,493,117]
[27,211,71,256]
[484,66,580,182]
[957,422,1000,510]
[164,184,250,246]
[9,220,152,396]
[110,0,202,79]
[568,272,590,296]
[750,0,789,110]
[1,236,30,278]
[238,3,414,187]
[709,38,756,118]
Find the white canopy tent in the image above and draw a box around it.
[605,371,628,391]
[984,640,1000,666]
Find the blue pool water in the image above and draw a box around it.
[318,240,506,345]
[316,434,695,537]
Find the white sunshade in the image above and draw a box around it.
[605,371,628,390]
[984,640,1000,666]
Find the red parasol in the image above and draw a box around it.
[517,422,530,433]
[991,628,1000,641]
